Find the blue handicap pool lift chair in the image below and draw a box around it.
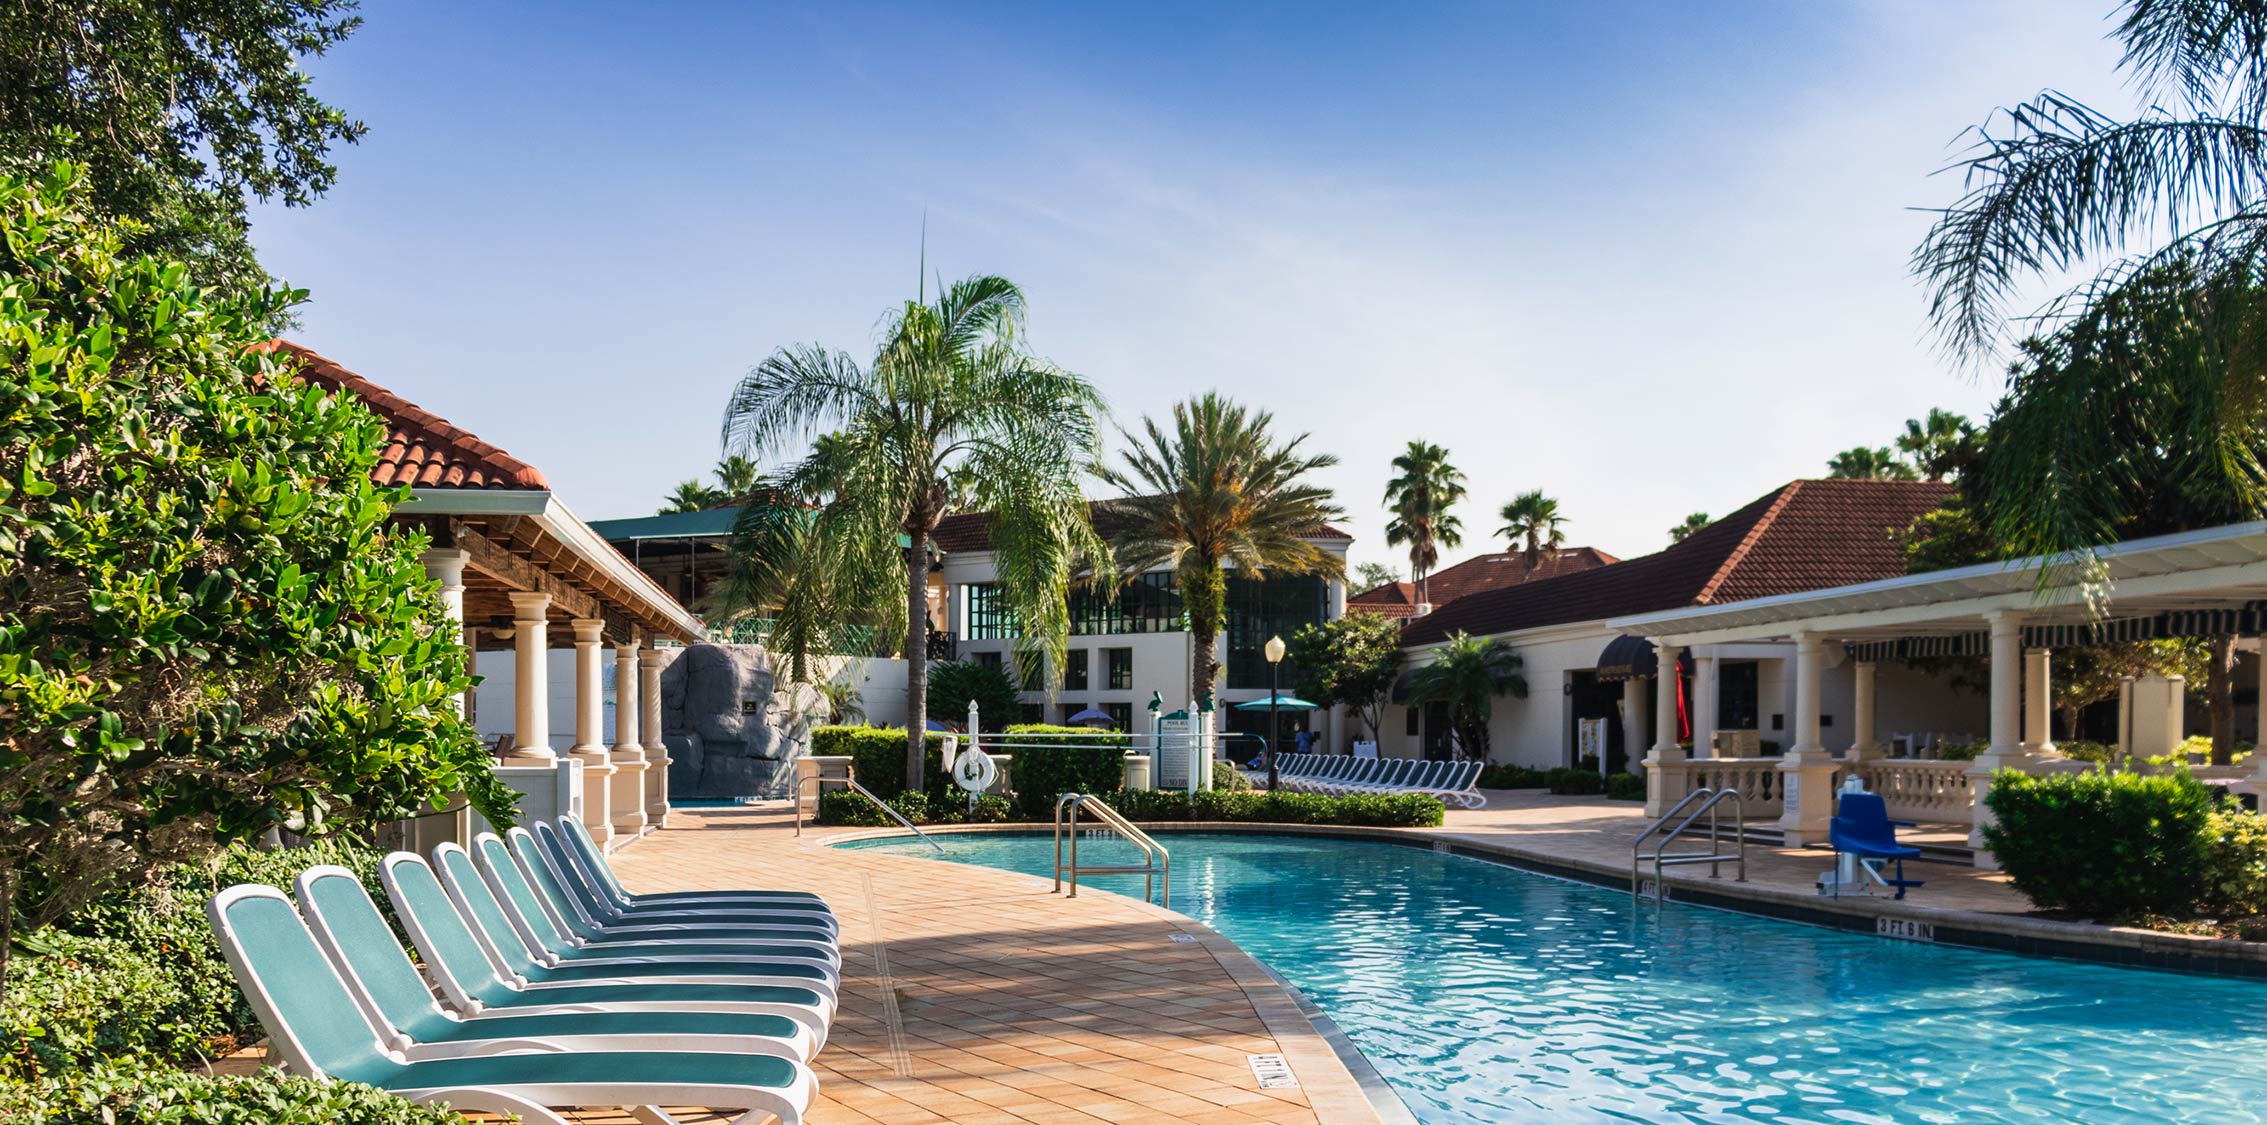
[1822,787,1926,900]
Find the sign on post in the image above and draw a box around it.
[1579,717,1609,779]
[1156,709,1195,792]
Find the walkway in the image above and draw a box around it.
[601,805,1382,1125]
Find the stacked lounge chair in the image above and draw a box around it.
[206,815,834,1124]
[1271,753,1489,808]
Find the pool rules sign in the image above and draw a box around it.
[1247,1053,1299,1089]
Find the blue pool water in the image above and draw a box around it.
[840,831,2267,1123]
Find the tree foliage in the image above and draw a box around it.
[0,165,505,977]
[926,659,1018,727]
[1826,445,1919,481]
[1287,613,1403,740]
[1382,440,1464,607]
[1667,512,1711,543]
[0,1,366,300]
[1351,561,1401,591]
[1098,394,1344,706]
[1495,490,1566,570]
[1403,632,1526,762]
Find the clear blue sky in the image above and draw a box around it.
[253,0,2135,576]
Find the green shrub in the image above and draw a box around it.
[1936,739,1987,761]
[1001,725,1128,815]
[1478,763,1547,789]
[815,790,1016,827]
[1982,770,2261,919]
[817,787,1443,828]
[1544,767,1606,795]
[926,660,1018,725]
[1,1062,465,1125]
[1604,773,1648,801]
[1213,761,1254,791]
[810,726,947,798]
[2058,740,2113,764]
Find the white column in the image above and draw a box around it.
[507,591,554,762]
[1691,653,1718,759]
[568,619,614,847]
[1969,609,2026,866]
[1846,660,1883,762]
[420,548,471,718]
[1776,631,1836,845]
[1651,643,1683,755]
[611,638,648,841]
[640,646,671,829]
[1622,677,1648,767]
[2024,648,2059,757]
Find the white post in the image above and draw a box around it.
[1776,631,1836,845]
[640,646,671,828]
[2116,675,2135,771]
[567,619,614,847]
[420,548,470,717]
[1622,677,1648,769]
[1969,609,2025,866]
[611,638,647,842]
[2024,648,2059,757]
[1651,644,1683,756]
[507,591,554,762]
[1692,652,1718,759]
[1846,660,1883,762]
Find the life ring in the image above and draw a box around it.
[953,748,998,793]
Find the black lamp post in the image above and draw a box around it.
[1264,634,1286,791]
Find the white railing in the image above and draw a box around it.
[1680,758,1785,815]
[1851,758,1973,823]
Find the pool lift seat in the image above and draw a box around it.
[1823,789,1925,900]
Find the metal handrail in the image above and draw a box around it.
[1630,786,1747,902]
[1052,792,1170,909]
[792,764,944,852]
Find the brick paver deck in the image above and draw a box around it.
[602,805,1382,1125]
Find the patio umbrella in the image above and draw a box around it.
[1065,707,1115,728]
[1232,694,1320,711]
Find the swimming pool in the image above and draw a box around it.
[840,830,2267,1124]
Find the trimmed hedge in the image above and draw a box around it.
[818,787,1444,829]
[1478,764,1548,789]
[1,1063,465,1125]
[817,790,1016,827]
[1983,770,2267,919]
[811,726,948,798]
[1604,773,1648,801]
[1544,767,1606,795]
[1001,724,1128,815]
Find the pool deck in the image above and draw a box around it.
[602,804,1388,1125]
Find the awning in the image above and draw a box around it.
[1596,634,1662,682]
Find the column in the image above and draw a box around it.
[1641,644,1689,818]
[419,548,471,717]
[1969,609,2025,866]
[1692,652,1718,759]
[640,646,671,829]
[1621,677,1648,767]
[1846,660,1883,762]
[568,619,614,848]
[2023,648,2059,757]
[507,591,554,763]
[1777,631,1837,845]
[611,638,648,841]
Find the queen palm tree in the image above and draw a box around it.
[1895,409,1975,482]
[659,478,725,515]
[1382,441,1466,609]
[713,454,763,500]
[1496,490,1567,572]
[1404,632,1526,761]
[1098,393,1345,706]
[1826,446,1919,481]
[720,274,1108,791]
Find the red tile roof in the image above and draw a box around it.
[264,341,549,490]
[933,504,1350,554]
[1399,479,1953,645]
[1348,547,1620,618]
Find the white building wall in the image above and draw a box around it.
[473,648,628,754]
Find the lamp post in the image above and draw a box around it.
[1265,634,1286,791]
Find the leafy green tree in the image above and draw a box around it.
[1351,561,1401,591]
[1404,632,1526,761]
[1382,441,1465,608]
[1287,614,1403,740]
[0,164,505,984]
[0,1,366,300]
[926,660,1018,727]
[1896,409,1977,481]
[1099,393,1345,706]
[721,274,1107,791]
[1495,490,1567,570]
[658,478,725,515]
[1668,512,1711,543]
[1827,446,1920,481]
[713,454,762,499]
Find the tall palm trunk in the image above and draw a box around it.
[1183,560,1225,707]
[904,543,930,792]
[2210,634,2237,765]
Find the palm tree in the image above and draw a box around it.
[1352,561,1401,591]
[1826,446,1919,481]
[1098,393,1345,706]
[1896,409,1975,482]
[713,454,763,500]
[1496,490,1567,572]
[1404,632,1526,761]
[1668,512,1711,543]
[721,274,1108,791]
[1382,441,1466,608]
[659,479,725,515]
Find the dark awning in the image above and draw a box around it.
[1597,634,1661,682]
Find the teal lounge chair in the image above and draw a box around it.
[209,884,814,1125]
[500,828,837,950]
[378,851,833,1046]
[535,822,836,931]
[559,815,827,909]
[294,865,815,1062]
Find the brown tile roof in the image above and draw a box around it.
[1348,547,1620,618]
[1399,479,1953,645]
[933,504,1350,554]
[264,341,549,490]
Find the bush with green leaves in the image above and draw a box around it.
[1478,763,1547,789]
[0,163,507,965]
[1000,724,1127,815]
[816,790,1015,827]
[1212,760,1254,792]
[1,1062,464,1125]
[810,726,948,798]
[1604,773,1647,801]
[926,659,1019,726]
[1544,767,1606,795]
[1983,770,2267,919]
[818,787,1444,829]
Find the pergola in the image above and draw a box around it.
[1608,520,2267,867]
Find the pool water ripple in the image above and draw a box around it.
[840,832,2267,1123]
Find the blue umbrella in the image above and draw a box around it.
[924,719,953,732]
[1066,707,1114,728]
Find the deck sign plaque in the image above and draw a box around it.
[1247,1053,1300,1089]
[1877,917,1936,943]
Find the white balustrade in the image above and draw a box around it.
[1852,759,1974,824]
[1682,758,1786,816]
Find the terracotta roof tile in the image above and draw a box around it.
[263,341,549,491]
[932,504,1348,554]
[1348,547,1620,617]
[1399,479,1952,645]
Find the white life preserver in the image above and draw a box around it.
[952,747,998,793]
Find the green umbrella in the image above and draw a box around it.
[1233,693,1320,711]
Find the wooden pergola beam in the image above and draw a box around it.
[452,521,604,621]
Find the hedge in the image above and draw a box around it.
[1983,770,2267,919]
[999,724,1128,815]
[1604,773,1648,801]
[811,726,948,798]
[817,790,1016,827]
[1478,764,1548,789]
[818,787,1444,829]
[1544,767,1606,795]
[1,1063,464,1125]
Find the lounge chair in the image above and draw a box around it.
[501,828,839,950]
[294,865,816,1062]
[556,815,828,910]
[533,823,838,935]
[209,884,815,1125]
[379,851,834,1045]
[1829,791,1925,900]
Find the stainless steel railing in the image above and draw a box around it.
[1052,792,1170,909]
[792,763,944,852]
[1630,786,1746,903]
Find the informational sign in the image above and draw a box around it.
[1579,718,1609,778]
[1156,711,1195,792]
[1246,1054,1300,1089]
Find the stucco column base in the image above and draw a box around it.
[571,750,615,847]
[1842,743,1886,765]
[1643,747,1689,818]
[1775,748,1839,847]
[1964,749,2037,868]
[644,752,672,829]
[610,753,649,840]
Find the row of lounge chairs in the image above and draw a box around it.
[1272,753,1489,808]
[208,815,837,1124]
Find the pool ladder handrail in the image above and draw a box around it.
[1631,786,1746,903]
[1052,793,1170,909]
[791,762,945,853]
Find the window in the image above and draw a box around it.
[972,650,1003,672]
[1017,702,1045,726]
[1060,702,1087,725]
[1067,571,1183,635]
[1105,702,1133,731]
[1105,647,1134,690]
[1064,649,1089,692]
[1223,574,1328,688]
[963,583,1010,640]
